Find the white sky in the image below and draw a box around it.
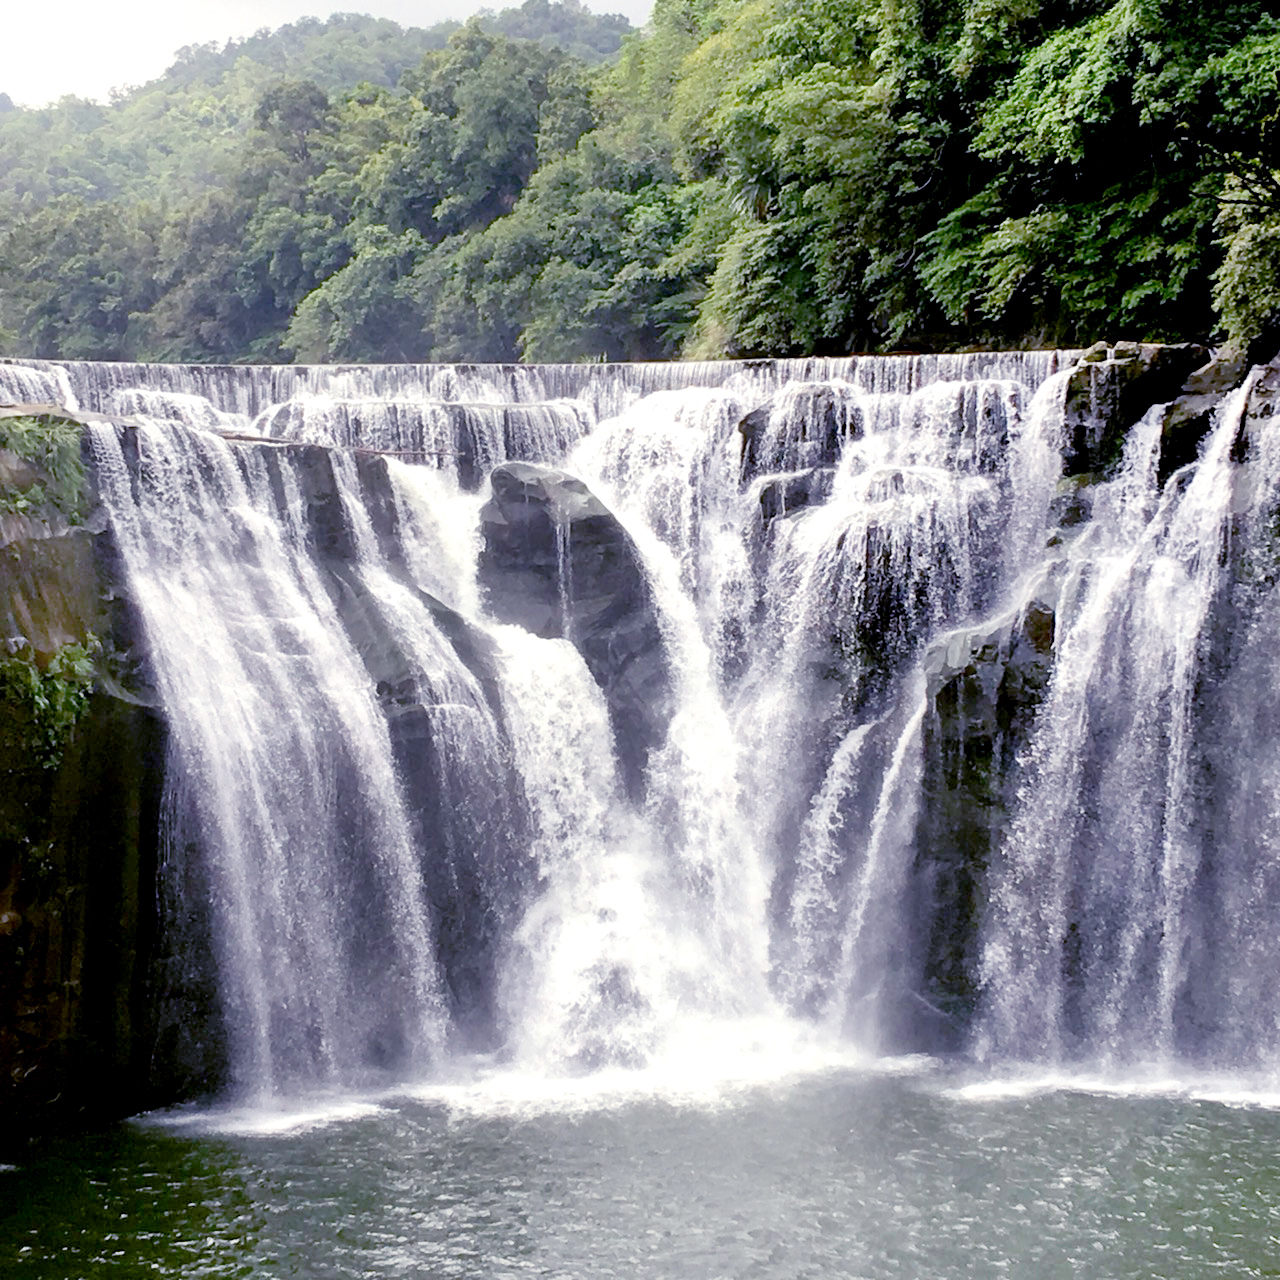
[4,0,653,108]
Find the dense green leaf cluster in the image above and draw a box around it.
[1,0,1277,363]
[0,415,88,524]
[0,639,97,770]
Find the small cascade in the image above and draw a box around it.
[107,389,244,433]
[86,421,452,1100]
[490,629,676,1069]
[10,350,1068,425]
[255,397,593,490]
[566,366,1054,1050]
[0,360,79,410]
[29,342,1280,1099]
[976,378,1277,1071]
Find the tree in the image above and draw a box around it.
[920,1,1277,348]
[0,198,160,360]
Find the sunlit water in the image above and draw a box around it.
[6,1065,1280,1278]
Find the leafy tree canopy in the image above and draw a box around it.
[3,0,1279,364]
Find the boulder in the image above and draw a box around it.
[905,591,1057,1050]
[1241,351,1280,451]
[1062,342,1210,476]
[739,383,848,480]
[1047,473,1099,540]
[478,461,672,800]
[757,467,836,523]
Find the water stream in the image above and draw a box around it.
[4,349,1280,1274]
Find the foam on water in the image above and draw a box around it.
[140,1029,921,1133]
[146,1096,392,1138]
[941,1066,1280,1112]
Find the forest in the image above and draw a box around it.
[0,0,1277,365]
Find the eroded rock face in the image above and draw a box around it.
[1062,343,1210,477]
[903,596,1057,1050]
[478,461,673,800]
[328,554,534,1049]
[254,443,535,1048]
[756,467,836,523]
[739,383,849,481]
[0,413,174,1153]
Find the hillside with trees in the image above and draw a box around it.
[1,0,1277,365]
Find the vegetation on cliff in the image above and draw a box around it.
[0,640,97,769]
[0,412,168,1149]
[0,0,1277,363]
[0,414,89,523]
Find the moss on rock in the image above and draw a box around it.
[0,410,171,1155]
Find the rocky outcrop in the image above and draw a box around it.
[739,383,849,481]
[0,409,171,1154]
[1237,351,1280,455]
[478,461,672,800]
[756,466,836,522]
[904,592,1058,1050]
[332,562,533,1047]
[1062,342,1211,478]
[257,442,535,1048]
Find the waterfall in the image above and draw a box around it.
[19,344,1280,1097]
[86,421,451,1099]
[976,376,1280,1072]
[0,361,79,410]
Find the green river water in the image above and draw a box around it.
[5,1063,1280,1278]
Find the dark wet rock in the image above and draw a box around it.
[1242,352,1280,445]
[1184,353,1248,399]
[739,384,849,480]
[904,593,1057,1051]
[1158,393,1222,481]
[758,467,836,522]
[1184,349,1280,466]
[1062,343,1210,476]
[1147,354,1251,481]
[290,443,360,562]
[1048,474,1099,537]
[1,414,177,1151]
[478,461,672,800]
[327,557,534,1046]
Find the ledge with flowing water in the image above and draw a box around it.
[3,341,1273,1146]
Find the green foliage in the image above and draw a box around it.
[286,228,429,363]
[1213,195,1280,358]
[3,0,1280,363]
[478,0,632,63]
[0,638,97,771]
[916,0,1273,348]
[0,415,88,524]
[0,198,162,360]
[0,421,98,775]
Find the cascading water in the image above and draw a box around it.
[0,361,79,411]
[977,375,1280,1073]
[85,422,450,1100]
[13,342,1280,1105]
